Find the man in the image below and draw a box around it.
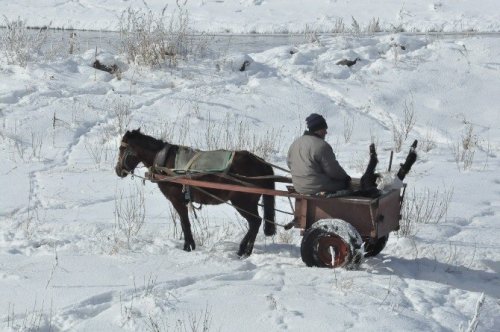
[287,113,351,195]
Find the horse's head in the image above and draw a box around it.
[115,129,142,178]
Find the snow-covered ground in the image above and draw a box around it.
[1,0,500,33]
[1,1,500,331]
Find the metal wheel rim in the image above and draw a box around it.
[316,235,350,268]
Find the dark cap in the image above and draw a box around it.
[306,113,328,132]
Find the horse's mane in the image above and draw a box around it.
[125,129,165,151]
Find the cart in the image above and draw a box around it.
[146,171,405,269]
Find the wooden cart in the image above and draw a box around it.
[147,172,405,269]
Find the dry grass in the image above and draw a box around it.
[398,186,454,237]
[451,123,478,171]
[192,113,284,160]
[114,184,146,248]
[118,1,210,68]
[392,96,416,152]
[1,16,49,67]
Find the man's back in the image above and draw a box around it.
[287,133,350,195]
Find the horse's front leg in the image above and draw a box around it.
[175,202,195,251]
[161,185,196,251]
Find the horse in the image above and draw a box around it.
[115,128,276,257]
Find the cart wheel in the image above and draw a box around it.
[301,219,363,269]
[363,234,389,257]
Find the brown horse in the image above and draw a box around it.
[115,129,276,256]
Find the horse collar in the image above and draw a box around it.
[153,143,173,168]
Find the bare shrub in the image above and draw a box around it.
[452,123,478,171]
[6,128,45,161]
[190,208,234,248]
[481,137,493,171]
[114,184,146,248]
[68,32,78,55]
[145,305,214,332]
[461,293,485,332]
[6,300,54,331]
[30,128,44,160]
[84,128,117,169]
[401,98,416,139]
[348,151,368,175]
[13,137,26,161]
[119,1,191,68]
[84,138,106,168]
[1,16,49,66]
[456,43,471,70]
[195,113,283,160]
[185,306,214,332]
[190,208,211,248]
[343,116,354,143]
[277,229,294,244]
[332,18,346,33]
[392,42,400,64]
[251,127,285,160]
[398,186,454,237]
[351,17,361,34]
[21,180,42,239]
[167,204,180,240]
[304,24,320,44]
[391,122,404,153]
[112,97,133,135]
[367,18,381,33]
[443,242,477,273]
[421,128,437,152]
[391,96,416,152]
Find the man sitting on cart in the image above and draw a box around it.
[287,113,351,195]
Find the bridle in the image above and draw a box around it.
[117,141,137,173]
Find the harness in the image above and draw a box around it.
[119,142,137,173]
[153,142,174,169]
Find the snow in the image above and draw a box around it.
[1,1,500,331]
[2,0,500,34]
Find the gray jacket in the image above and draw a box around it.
[287,132,350,194]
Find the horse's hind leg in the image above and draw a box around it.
[232,197,261,257]
[238,216,261,257]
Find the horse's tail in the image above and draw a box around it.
[263,194,276,236]
[261,161,276,237]
[263,191,276,236]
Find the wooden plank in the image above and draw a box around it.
[294,198,308,229]
[149,173,300,198]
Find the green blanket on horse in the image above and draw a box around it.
[174,147,235,174]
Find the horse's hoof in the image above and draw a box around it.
[237,248,251,257]
[264,228,276,236]
[183,242,195,252]
[237,251,250,258]
[238,247,254,257]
